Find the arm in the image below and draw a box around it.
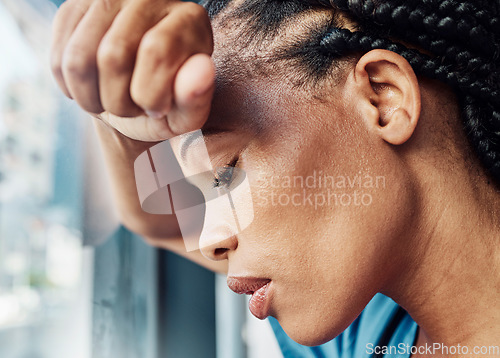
[51,0,226,273]
[92,117,227,273]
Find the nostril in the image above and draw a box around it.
[203,236,237,260]
[214,248,228,257]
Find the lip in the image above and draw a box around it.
[227,276,273,320]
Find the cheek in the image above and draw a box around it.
[231,119,416,345]
[269,169,414,346]
[241,116,413,261]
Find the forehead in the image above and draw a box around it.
[201,65,268,136]
[202,2,341,134]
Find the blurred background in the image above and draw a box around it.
[0,0,282,357]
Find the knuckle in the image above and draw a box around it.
[182,2,211,33]
[96,0,120,9]
[176,3,213,53]
[139,30,166,60]
[130,84,171,111]
[57,1,72,14]
[180,2,207,19]
[57,0,90,22]
[97,37,135,73]
[62,45,96,80]
[139,34,180,78]
[142,29,182,65]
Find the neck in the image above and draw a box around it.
[385,165,500,356]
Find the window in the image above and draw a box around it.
[0,1,91,357]
[0,1,282,357]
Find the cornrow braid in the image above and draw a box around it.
[316,0,500,184]
[320,29,500,106]
[204,0,500,183]
[428,1,500,41]
[348,1,497,58]
[306,1,500,78]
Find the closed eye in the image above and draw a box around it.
[212,158,239,189]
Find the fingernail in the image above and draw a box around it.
[146,110,165,119]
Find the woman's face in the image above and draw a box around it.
[198,20,418,346]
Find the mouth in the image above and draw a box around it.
[227,276,273,320]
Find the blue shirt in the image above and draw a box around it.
[269,294,418,358]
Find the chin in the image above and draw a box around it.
[278,317,344,347]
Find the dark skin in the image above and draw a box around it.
[52,0,500,355]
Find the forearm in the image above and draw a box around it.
[92,116,181,239]
[92,116,228,273]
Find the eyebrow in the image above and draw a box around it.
[179,127,229,161]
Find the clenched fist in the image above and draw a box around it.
[51,0,215,141]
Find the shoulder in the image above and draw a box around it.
[269,294,418,358]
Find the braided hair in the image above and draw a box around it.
[316,0,500,187]
[205,0,500,186]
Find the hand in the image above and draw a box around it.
[51,0,215,141]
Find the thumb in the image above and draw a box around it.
[169,53,215,134]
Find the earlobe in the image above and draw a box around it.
[378,108,414,145]
[353,49,421,146]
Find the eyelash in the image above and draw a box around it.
[213,158,239,189]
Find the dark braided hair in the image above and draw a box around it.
[314,0,500,186]
[204,0,500,186]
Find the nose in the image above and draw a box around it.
[199,234,238,261]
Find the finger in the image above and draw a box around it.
[169,53,215,134]
[61,0,121,114]
[99,55,214,141]
[97,1,169,117]
[130,2,213,117]
[51,0,92,98]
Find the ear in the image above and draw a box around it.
[349,49,421,145]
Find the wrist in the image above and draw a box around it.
[91,115,162,159]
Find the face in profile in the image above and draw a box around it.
[51,0,500,349]
[191,7,423,346]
